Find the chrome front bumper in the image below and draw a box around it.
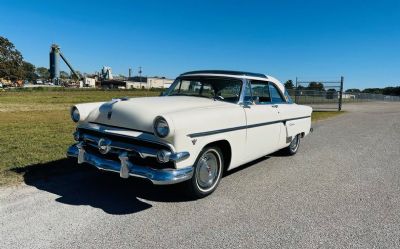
[67,144,193,185]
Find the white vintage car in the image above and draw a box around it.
[67,70,312,198]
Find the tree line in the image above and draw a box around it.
[284,80,326,91]
[346,87,400,96]
[284,80,400,96]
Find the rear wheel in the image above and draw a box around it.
[284,134,301,155]
[184,146,223,199]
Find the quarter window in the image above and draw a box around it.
[269,83,286,103]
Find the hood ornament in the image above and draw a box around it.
[107,111,112,119]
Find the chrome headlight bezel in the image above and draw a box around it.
[71,106,80,122]
[153,116,170,138]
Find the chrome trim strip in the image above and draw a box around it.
[78,126,175,151]
[285,116,312,122]
[67,144,193,185]
[187,115,311,138]
[89,122,154,135]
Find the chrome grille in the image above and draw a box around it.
[78,128,175,169]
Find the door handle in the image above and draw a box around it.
[271,104,278,108]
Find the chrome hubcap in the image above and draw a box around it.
[195,150,220,191]
[290,135,299,152]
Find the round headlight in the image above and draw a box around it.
[154,117,169,138]
[71,107,80,122]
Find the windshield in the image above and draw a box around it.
[166,77,242,103]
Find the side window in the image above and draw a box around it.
[249,81,271,104]
[269,83,286,103]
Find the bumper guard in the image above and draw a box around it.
[67,144,193,185]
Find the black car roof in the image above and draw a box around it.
[180,70,268,79]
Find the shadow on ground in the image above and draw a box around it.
[12,155,272,215]
[11,158,193,215]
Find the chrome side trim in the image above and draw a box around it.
[67,144,193,185]
[188,116,311,138]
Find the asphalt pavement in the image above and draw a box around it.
[1,102,400,248]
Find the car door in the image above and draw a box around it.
[269,84,310,148]
[243,80,281,161]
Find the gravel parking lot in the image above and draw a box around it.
[1,102,400,249]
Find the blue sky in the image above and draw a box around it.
[0,0,399,89]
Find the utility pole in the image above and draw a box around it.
[138,66,142,89]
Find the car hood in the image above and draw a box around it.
[85,96,231,133]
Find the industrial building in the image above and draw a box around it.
[100,76,173,89]
[126,77,173,89]
[48,44,173,89]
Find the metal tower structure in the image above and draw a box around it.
[49,44,80,82]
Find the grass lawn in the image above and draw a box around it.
[0,89,344,186]
[0,89,159,185]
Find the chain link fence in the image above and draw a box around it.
[288,89,400,111]
[288,76,399,111]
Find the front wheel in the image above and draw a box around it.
[283,134,301,155]
[184,146,224,199]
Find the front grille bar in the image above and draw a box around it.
[82,133,160,158]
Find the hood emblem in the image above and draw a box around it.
[107,111,112,119]
[98,138,112,154]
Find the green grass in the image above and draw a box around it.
[0,88,344,185]
[311,111,345,122]
[0,89,160,185]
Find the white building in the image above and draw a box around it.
[126,77,174,89]
[83,77,96,88]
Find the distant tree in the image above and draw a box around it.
[21,61,37,82]
[36,67,50,79]
[284,80,294,89]
[362,88,383,94]
[296,85,305,90]
[0,36,24,80]
[382,86,400,96]
[60,71,69,79]
[326,88,337,99]
[307,82,325,91]
[345,88,361,93]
